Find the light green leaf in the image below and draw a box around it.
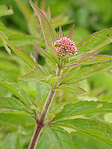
[0,82,27,104]
[68,53,112,67]
[61,61,112,84]
[0,70,14,83]
[18,65,45,82]
[4,132,21,149]
[52,118,112,147]
[0,22,11,54]
[36,81,49,104]
[0,22,8,38]
[53,101,112,121]
[29,0,56,44]
[0,5,13,17]
[56,85,85,95]
[77,28,112,54]
[39,74,59,86]
[8,34,38,46]
[36,125,73,149]
[0,33,37,68]
[0,113,34,125]
[19,89,32,105]
[0,97,30,113]
[52,13,73,28]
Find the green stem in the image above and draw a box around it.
[29,66,61,149]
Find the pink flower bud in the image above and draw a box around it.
[54,37,77,56]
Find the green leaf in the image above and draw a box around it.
[68,53,112,67]
[0,82,28,104]
[19,67,58,86]
[77,28,112,54]
[0,70,14,83]
[0,22,11,54]
[52,13,73,28]
[15,0,39,35]
[18,65,45,82]
[39,74,59,86]
[29,0,56,44]
[0,113,34,125]
[56,85,86,95]
[4,132,21,149]
[19,89,32,105]
[0,22,8,38]
[52,118,112,147]
[61,61,112,84]
[8,34,38,46]
[0,5,13,17]
[37,125,73,149]
[36,81,49,104]
[0,33,37,68]
[53,101,112,121]
[0,97,30,113]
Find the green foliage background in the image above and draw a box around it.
[0,0,112,148]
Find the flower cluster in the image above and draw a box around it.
[54,37,78,56]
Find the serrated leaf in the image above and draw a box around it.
[52,118,112,147]
[56,85,85,95]
[0,97,30,113]
[0,5,13,17]
[61,61,112,84]
[29,0,56,45]
[0,33,37,68]
[18,65,45,82]
[46,125,73,149]
[67,53,112,67]
[40,74,59,86]
[36,125,73,149]
[8,34,38,46]
[53,101,112,121]
[77,28,112,54]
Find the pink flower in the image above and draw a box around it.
[53,25,78,56]
[54,37,77,56]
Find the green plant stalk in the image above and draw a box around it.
[29,65,61,149]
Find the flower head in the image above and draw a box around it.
[53,25,78,56]
[54,37,77,56]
